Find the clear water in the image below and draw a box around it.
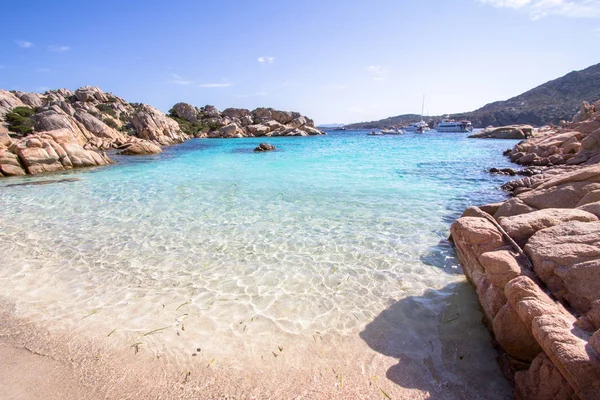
[0,131,518,397]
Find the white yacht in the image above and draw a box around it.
[405,95,430,133]
[436,117,473,133]
[404,120,430,133]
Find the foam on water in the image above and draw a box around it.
[0,131,518,397]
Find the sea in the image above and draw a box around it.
[0,130,518,398]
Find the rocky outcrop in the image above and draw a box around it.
[0,86,189,177]
[469,125,534,139]
[1,86,324,177]
[451,101,600,398]
[501,100,600,169]
[254,143,276,152]
[168,102,325,139]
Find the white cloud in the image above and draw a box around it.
[478,0,600,19]
[36,86,50,92]
[198,82,233,88]
[15,40,33,48]
[170,74,194,85]
[258,56,276,64]
[49,45,71,52]
[366,65,389,81]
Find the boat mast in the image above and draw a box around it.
[421,94,425,121]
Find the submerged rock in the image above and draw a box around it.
[254,143,276,152]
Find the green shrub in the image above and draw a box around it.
[96,104,117,117]
[103,117,119,129]
[167,115,208,135]
[12,106,35,118]
[5,106,35,136]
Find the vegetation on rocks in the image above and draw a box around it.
[5,106,35,136]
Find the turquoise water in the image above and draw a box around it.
[0,131,516,397]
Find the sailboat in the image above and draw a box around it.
[404,95,430,133]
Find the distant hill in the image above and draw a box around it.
[346,62,600,129]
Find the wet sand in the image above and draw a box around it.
[0,283,512,399]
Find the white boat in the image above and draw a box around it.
[367,130,382,136]
[404,121,430,133]
[436,117,473,132]
[405,95,430,133]
[380,128,404,135]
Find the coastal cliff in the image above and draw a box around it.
[0,87,323,178]
[450,101,600,399]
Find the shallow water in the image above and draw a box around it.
[0,131,517,398]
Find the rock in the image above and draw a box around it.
[216,123,245,138]
[479,250,523,288]
[494,198,538,219]
[222,108,251,120]
[170,102,198,122]
[525,221,600,314]
[517,153,537,166]
[531,314,600,400]
[247,124,270,137]
[75,86,109,103]
[16,92,43,108]
[74,111,121,140]
[578,201,600,218]
[493,303,542,362]
[515,353,575,400]
[130,104,188,145]
[450,217,506,284]
[469,125,533,139]
[0,150,26,176]
[0,128,13,148]
[117,141,162,155]
[254,143,276,152]
[498,208,598,247]
[0,90,26,118]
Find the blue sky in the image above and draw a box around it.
[1,0,599,124]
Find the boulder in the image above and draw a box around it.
[515,353,575,400]
[450,217,506,284]
[479,250,523,288]
[216,123,245,138]
[254,143,276,152]
[494,198,538,219]
[117,141,162,155]
[222,108,251,120]
[0,150,26,176]
[0,90,26,118]
[130,104,188,145]
[493,303,542,362]
[498,208,598,247]
[75,86,109,103]
[16,92,44,108]
[469,125,533,139]
[170,102,198,122]
[74,111,122,140]
[525,221,600,314]
[578,201,600,218]
[247,124,269,137]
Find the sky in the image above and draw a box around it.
[1,0,599,125]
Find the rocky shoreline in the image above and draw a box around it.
[450,101,600,399]
[0,86,324,178]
